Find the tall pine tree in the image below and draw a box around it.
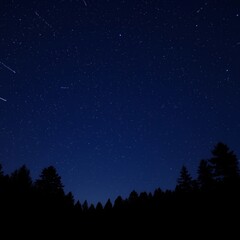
[198,160,214,191]
[210,142,239,183]
[176,165,193,192]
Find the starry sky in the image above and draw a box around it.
[1,0,240,204]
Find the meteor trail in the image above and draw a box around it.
[0,97,7,102]
[35,11,53,29]
[82,0,87,7]
[0,61,16,74]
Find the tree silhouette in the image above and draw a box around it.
[198,160,214,191]
[96,202,103,212]
[139,192,149,210]
[0,163,6,197]
[10,165,32,199]
[1,141,240,234]
[11,165,32,189]
[75,200,82,213]
[89,203,95,213]
[153,188,163,200]
[176,165,193,192]
[114,195,124,210]
[210,142,239,183]
[104,198,112,211]
[0,164,3,178]
[0,164,5,188]
[65,191,75,208]
[82,200,89,212]
[5,165,33,217]
[129,190,138,203]
[35,166,64,196]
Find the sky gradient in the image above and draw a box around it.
[1,0,240,204]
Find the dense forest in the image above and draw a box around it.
[1,142,239,236]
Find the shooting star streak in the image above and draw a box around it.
[35,11,53,29]
[0,61,16,74]
[196,7,203,13]
[0,97,7,102]
[82,0,87,7]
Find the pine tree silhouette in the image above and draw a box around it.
[114,195,124,210]
[198,159,214,191]
[210,142,239,183]
[75,200,82,213]
[96,202,103,212]
[0,164,3,178]
[65,191,75,209]
[35,166,64,196]
[11,165,32,192]
[104,198,112,211]
[82,200,89,212]
[176,165,193,192]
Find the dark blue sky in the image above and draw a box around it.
[1,0,240,204]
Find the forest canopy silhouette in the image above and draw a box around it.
[0,142,239,234]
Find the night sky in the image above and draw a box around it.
[1,0,240,204]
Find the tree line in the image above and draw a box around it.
[0,142,239,235]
